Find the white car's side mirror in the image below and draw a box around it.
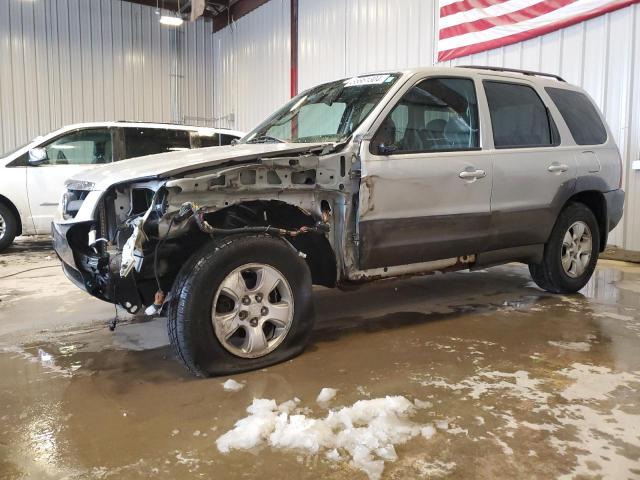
[28,147,48,166]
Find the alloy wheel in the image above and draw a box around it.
[561,221,592,278]
[0,212,6,240]
[212,263,294,358]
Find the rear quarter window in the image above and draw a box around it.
[545,87,607,145]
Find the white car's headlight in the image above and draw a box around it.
[64,180,96,191]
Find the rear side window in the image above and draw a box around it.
[199,133,220,147]
[220,134,238,145]
[484,81,554,149]
[123,128,192,159]
[545,87,607,145]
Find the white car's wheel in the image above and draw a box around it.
[0,204,18,252]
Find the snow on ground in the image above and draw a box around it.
[222,379,245,392]
[316,387,337,403]
[547,341,591,352]
[412,362,640,478]
[413,459,456,477]
[558,363,640,401]
[216,395,438,480]
[412,369,550,403]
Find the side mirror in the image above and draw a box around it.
[377,143,398,155]
[28,148,48,166]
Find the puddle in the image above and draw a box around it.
[1,252,640,479]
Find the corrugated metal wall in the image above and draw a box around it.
[212,0,291,132]
[299,0,437,90]
[0,0,216,155]
[214,0,640,250]
[181,17,216,127]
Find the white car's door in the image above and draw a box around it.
[26,128,113,233]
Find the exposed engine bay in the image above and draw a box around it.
[64,145,359,313]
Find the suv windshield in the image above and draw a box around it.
[241,74,400,144]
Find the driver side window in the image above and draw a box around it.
[41,129,113,165]
[373,77,480,154]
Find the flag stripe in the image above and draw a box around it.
[438,0,640,60]
[440,0,546,29]
[439,0,576,40]
[439,0,634,52]
[440,0,510,18]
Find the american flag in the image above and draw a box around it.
[438,0,640,61]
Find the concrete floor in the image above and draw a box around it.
[1,237,639,479]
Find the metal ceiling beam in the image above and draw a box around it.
[120,0,270,27]
[212,0,271,31]
[119,0,230,18]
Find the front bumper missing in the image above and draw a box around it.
[52,221,143,310]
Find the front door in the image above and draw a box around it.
[357,76,492,270]
[26,128,113,232]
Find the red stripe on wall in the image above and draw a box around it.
[438,0,640,61]
[439,0,576,40]
[440,0,511,18]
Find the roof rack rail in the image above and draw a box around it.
[458,65,565,82]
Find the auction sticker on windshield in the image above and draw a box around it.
[344,74,391,87]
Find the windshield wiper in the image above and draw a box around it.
[246,135,284,144]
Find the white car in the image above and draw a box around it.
[0,122,243,251]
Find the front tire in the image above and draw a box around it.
[0,204,18,252]
[529,202,600,293]
[167,235,315,377]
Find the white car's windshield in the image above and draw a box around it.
[241,73,400,144]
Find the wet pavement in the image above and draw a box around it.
[1,237,639,479]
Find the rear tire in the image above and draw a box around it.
[529,202,600,293]
[167,234,315,377]
[0,204,18,252]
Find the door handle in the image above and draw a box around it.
[547,163,568,173]
[459,169,486,179]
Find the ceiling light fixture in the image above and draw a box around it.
[159,14,184,26]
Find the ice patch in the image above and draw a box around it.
[414,459,456,477]
[316,387,337,403]
[593,312,634,321]
[413,399,433,409]
[559,363,640,401]
[551,404,640,479]
[216,396,436,480]
[493,437,513,455]
[413,370,549,403]
[420,424,436,439]
[548,341,591,352]
[222,379,245,392]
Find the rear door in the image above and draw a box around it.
[26,128,113,233]
[482,80,577,250]
[357,76,493,270]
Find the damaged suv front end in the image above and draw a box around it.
[53,73,403,321]
[53,142,344,313]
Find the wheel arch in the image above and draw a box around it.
[0,194,23,236]
[561,190,607,252]
[201,199,338,288]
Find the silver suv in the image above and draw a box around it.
[53,67,625,377]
